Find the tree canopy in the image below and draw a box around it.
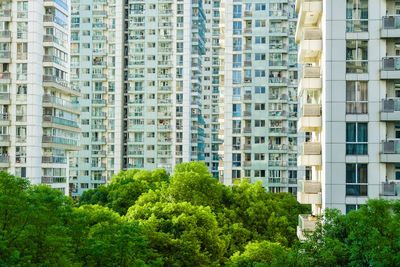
[1,162,397,266]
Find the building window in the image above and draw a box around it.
[233,71,242,84]
[233,21,242,35]
[17,22,27,39]
[346,40,368,73]
[233,38,242,51]
[255,120,265,127]
[255,37,266,44]
[255,3,266,11]
[255,86,265,94]
[346,164,368,196]
[255,70,265,77]
[254,153,265,160]
[233,104,241,117]
[232,170,241,179]
[346,0,368,32]
[232,153,241,167]
[233,54,242,68]
[346,123,368,155]
[16,64,27,81]
[346,204,362,214]
[346,81,368,114]
[255,103,265,110]
[233,5,242,18]
[254,170,265,177]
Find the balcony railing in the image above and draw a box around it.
[0,155,9,163]
[0,72,10,80]
[0,30,11,39]
[43,115,79,128]
[301,142,321,155]
[301,104,321,117]
[0,51,10,59]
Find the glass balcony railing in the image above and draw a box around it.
[43,115,79,128]
[42,136,78,146]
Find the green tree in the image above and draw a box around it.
[0,172,74,266]
[293,199,400,266]
[69,205,161,266]
[79,168,169,215]
[229,240,290,267]
[127,201,228,266]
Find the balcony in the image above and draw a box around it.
[298,142,322,166]
[0,72,10,83]
[298,104,321,132]
[242,144,251,150]
[381,182,400,199]
[298,27,322,63]
[242,127,252,134]
[243,161,251,167]
[243,111,251,117]
[0,93,10,104]
[296,0,322,32]
[381,98,400,121]
[381,15,400,38]
[297,214,318,240]
[0,30,11,41]
[0,113,9,126]
[42,156,67,164]
[381,139,400,163]
[297,180,322,204]
[0,9,11,21]
[299,66,321,95]
[43,115,80,131]
[0,51,10,63]
[41,176,67,184]
[43,75,81,97]
[0,135,10,146]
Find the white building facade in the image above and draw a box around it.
[0,0,81,194]
[218,0,302,193]
[296,0,400,239]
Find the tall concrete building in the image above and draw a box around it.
[69,0,222,196]
[69,0,118,196]
[296,0,400,239]
[218,0,302,193]
[0,0,81,194]
[202,0,223,178]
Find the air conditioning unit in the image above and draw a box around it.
[383,141,395,154]
[382,99,395,113]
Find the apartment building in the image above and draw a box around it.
[296,0,400,239]
[218,0,302,193]
[202,0,223,178]
[69,0,118,196]
[0,0,81,194]
[69,0,215,196]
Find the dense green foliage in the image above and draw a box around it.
[1,162,398,266]
[293,199,400,266]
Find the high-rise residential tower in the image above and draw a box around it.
[201,0,223,178]
[69,0,117,196]
[296,0,400,239]
[69,0,213,196]
[218,0,302,193]
[0,0,81,194]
